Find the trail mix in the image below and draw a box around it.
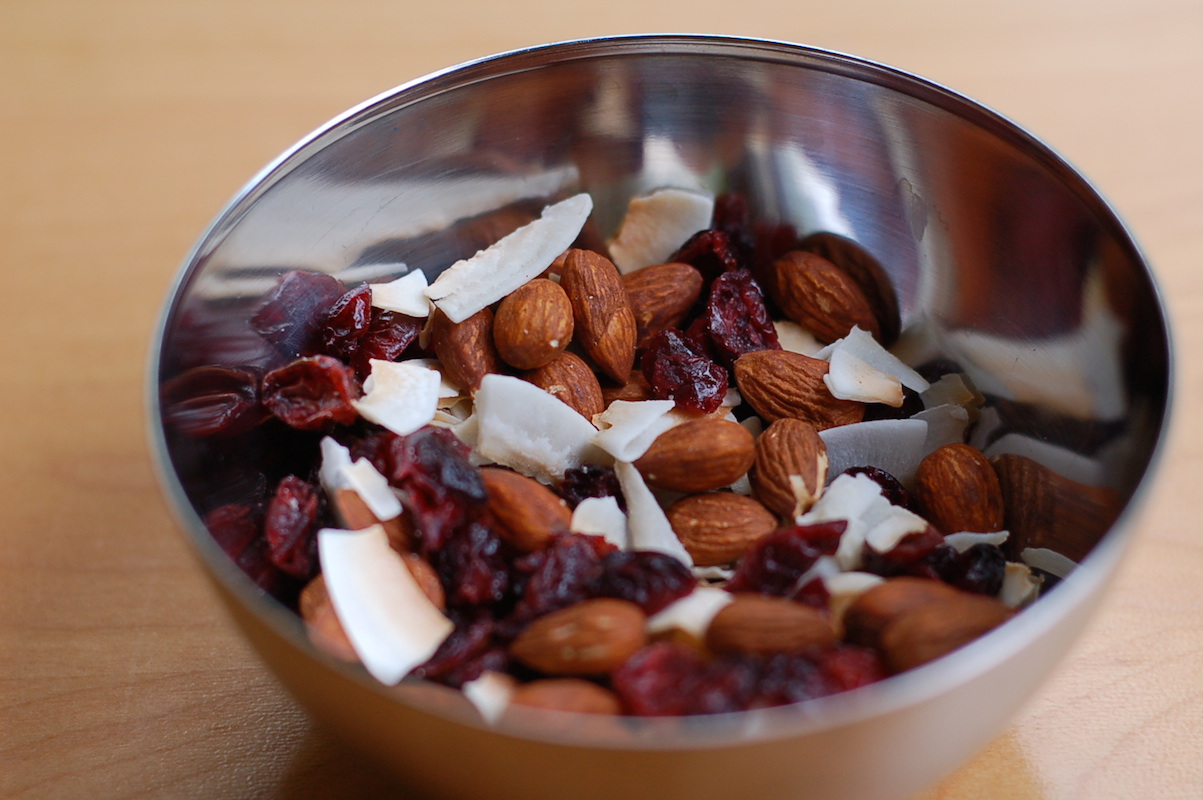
[162,188,1123,719]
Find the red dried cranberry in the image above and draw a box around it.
[160,366,267,438]
[669,229,742,280]
[929,542,1006,596]
[263,475,322,579]
[749,652,827,706]
[711,192,757,262]
[387,426,487,552]
[702,269,781,367]
[433,519,514,609]
[204,503,262,561]
[262,355,360,431]
[842,466,912,508]
[815,644,888,694]
[611,642,710,716]
[510,533,604,621]
[412,615,508,688]
[558,464,625,510]
[640,328,728,414]
[251,270,346,358]
[350,309,423,379]
[727,520,846,602]
[596,551,694,614]
[318,283,372,358]
[861,526,945,578]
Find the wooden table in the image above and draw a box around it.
[3,1,1200,797]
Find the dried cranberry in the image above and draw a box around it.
[558,464,625,510]
[842,466,912,508]
[251,270,346,358]
[434,519,514,609]
[702,269,781,367]
[727,521,846,602]
[669,229,742,280]
[750,652,827,706]
[262,355,360,431]
[160,366,267,438]
[612,642,709,716]
[351,309,423,379]
[711,192,757,262]
[204,503,262,561]
[412,615,508,688]
[263,475,322,579]
[861,526,945,578]
[318,283,372,358]
[387,426,487,552]
[929,542,1006,596]
[640,328,728,414]
[815,644,888,694]
[596,551,694,614]
[510,534,604,621]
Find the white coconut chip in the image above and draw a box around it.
[370,269,431,317]
[912,403,971,455]
[1020,547,1079,580]
[591,399,677,462]
[862,506,933,554]
[819,418,929,489]
[474,373,609,484]
[462,671,516,725]
[774,319,824,357]
[943,530,1010,552]
[823,570,885,599]
[646,587,734,638]
[984,433,1108,488]
[615,460,692,566]
[340,458,403,521]
[318,525,454,685]
[570,495,629,551]
[352,359,442,436]
[823,348,905,407]
[424,193,594,323]
[920,372,981,411]
[999,562,1043,608]
[606,188,715,274]
[817,326,930,393]
[318,436,354,494]
[798,473,893,570]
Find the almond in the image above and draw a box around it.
[842,576,962,649]
[509,598,647,676]
[633,417,755,493]
[879,592,1015,673]
[666,492,777,566]
[298,575,359,663]
[750,418,828,518]
[733,349,865,429]
[481,466,572,552]
[509,678,622,715]
[331,487,415,552]
[622,262,704,347]
[429,306,501,392]
[798,232,901,346]
[705,594,837,655]
[493,277,574,370]
[559,248,637,383]
[521,351,605,420]
[400,552,447,610]
[914,443,1004,534]
[772,250,881,343]
[601,369,653,405]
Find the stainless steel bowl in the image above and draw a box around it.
[149,34,1172,800]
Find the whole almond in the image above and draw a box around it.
[331,487,415,552]
[429,306,501,392]
[705,594,837,655]
[879,592,1015,673]
[481,466,572,552]
[298,575,359,663]
[913,443,1004,534]
[509,598,647,676]
[400,552,447,610]
[666,492,777,566]
[493,278,574,370]
[559,248,637,383]
[734,350,865,429]
[622,262,704,347]
[842,577,962,649]
[798,232,901,346]
[750,418,829,518]
[772,250,881,343]
[601,369,652,405]
[521,351,605,420]
[509,678,622,715]
[634,417,755,493]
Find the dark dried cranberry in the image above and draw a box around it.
[711,192,757,262]
[318,283,372,358]
[596,551,694,614]
[263,475,322,579]
[612,642,706,716]
[262,355,360,431]
[251,270,346,358]
[750,652,826,706]
[433,519,514,609]
[558,464,625,510]
[387,426,487,552]
[640,328,728,414]
[929,542,1006,596]
[727,521,846,602]
[351,309,423,379]
[861,526,945,578]
[204,503,262,561]
[815,644,888,694]
[412,615,508,688]
[669,229,742,280]
[842,466,912,508]
[702,269,781,367]
[510,534,604,621]
[160,366,267,438]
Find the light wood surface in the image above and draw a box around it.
[2,1,1200,797]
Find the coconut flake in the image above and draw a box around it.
[425,193,594,323]
[823,570,885,598]
[818,326,930,393]
[912,403,971,454]
[462,671,516,725]
[370,269,431,317]
[352,359,441,436]
[340,458,403,521]
[607,188,715,273]
[318,436,354,493]
[823,348,905,406]
[1021,547,1079,580]
[863,506,932,554]
[774,320,824,356]
[984,433,1108,488]
[798,473,894,570]
[1000,562,1043,608]
[570,495,629,551]
[944,530,1010,552]
[591,399,677,462]
[646,587,733,637]
[819,418,929,488]
[318,525,453,685]
[615,460,692,566]
[920,372,981,411]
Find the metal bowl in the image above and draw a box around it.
[149,35,1172,800]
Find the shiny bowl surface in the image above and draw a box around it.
[149,34,1172,800]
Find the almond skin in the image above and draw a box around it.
[666,492,777,566]
[879,592,1015,673]
[509,599,647,676]
[601,369,653,405]
[331,487,415,552]
[509,678,622,715]
[705,594,837,655]
[772,250,881,343]
[750,418,829,519]
[913,443,1005,534]
[634,417,755,493]
[622,262,704,347]
[298,575,359,663]
[798,231,901,346]
[521,351,605,420]
[734,349,865,429]
[842,577,962,649]
[559,248,637,383]
[429,306,501,392]
[481,466,572,552]
[493,278,574,370]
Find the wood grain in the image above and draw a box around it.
[3,0,1201,797]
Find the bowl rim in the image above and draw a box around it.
[146,32,1175,750]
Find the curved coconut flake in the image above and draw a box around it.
[985,432,1108,488]
[863,505,932,554]
[823,348,904,407]
[615,460,692,566]
[474,374,609,484]
[694,565,735,583]
[819,418,929,489]
[913,403,970,454]
[318,436,354,493]
[920,372,981,411]
[823,570,884,598]
[370,269,431,317]
[341,458,403,521]
[797,473,890,570]
[591,399,677,462]
[944,530,1010,552]
[1020,547,1078,580]
[570,495,629,551]
[646,587,733,637]
[352,359,441,436]
[606,188,715,274]
[1000,562,1043,608]
[318,525,453,685]
[424,193,594,323]
[462,671,516,725]
[774,319,824,357]
[818,326,929,393]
